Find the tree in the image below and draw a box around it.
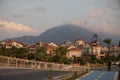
[53,47,68,63]
[79,58,87,65]
[103,38,111,58]
[89,55,98,64]
[91,34,100,45]
[0,47,6,56]
[15,48,28,59]
[27,53,35,60]
[35,47,48,61]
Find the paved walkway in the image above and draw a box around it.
[76,71,118,80]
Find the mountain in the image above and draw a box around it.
[6,24,120,45]
[9,36,36,44]
[36,24,94,44]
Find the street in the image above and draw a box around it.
[0,65,119,80]
[76,65,119,80]
[76,71,118,80]
[0,68,70,80]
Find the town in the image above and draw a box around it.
[0,34,120,66]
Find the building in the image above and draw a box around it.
[74,39,85,47]
[0,40,24,48]
[110,46,120,57]
[91,44,105,60]
[67,45,82,59]
[26,43,37,53]
[26,42,59,56]
[82,43,92,56]
[47,42,59,56]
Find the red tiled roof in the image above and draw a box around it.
[68,48,81,51]
[27,44,36,48]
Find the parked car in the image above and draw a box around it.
[112,61,119,65]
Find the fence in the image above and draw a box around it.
[0,55,90,72]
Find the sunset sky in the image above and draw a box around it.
[0,0,120,40]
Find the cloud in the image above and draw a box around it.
[35,6,46,12]
[101,20,113,34]
[89,9,104,18]
[70,19,99,32]
[70,19,84,26]
[101,20,120,35]
[13,14,24,19]
[32,0,47,12]
[70,19,120,35]
[0,24,4,27]
[0,20,39,40]
[90,12,99,18]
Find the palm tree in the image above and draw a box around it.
[103,38,111,58]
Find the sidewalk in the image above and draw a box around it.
[76,71,118,80]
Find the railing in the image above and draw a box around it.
[0,55,90,72]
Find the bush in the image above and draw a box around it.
[64,59,71,64]
[80,58,87,65]
[90,59,97,64]
[98,60,104,64]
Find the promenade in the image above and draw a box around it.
[76,71,118,80]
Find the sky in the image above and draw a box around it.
[0,0,120,40]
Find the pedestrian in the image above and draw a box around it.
[108,61,111,71]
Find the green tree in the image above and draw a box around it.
[0,46,28,59]
[91,34,100,45]
[53,47,68,63]
[89,55,98,64]
[27,53,35,60]
[0,47,6,56]
[35,47,48,61]
[103,38,111,58]
[79,58,87,65]
[15,48,28,59]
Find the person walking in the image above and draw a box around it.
[108,61,111,71]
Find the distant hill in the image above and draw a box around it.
[36,24,94,44]
[8,36,36,44]
[6,24,120,45]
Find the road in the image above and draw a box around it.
[0,65,119,80]
[76,71,118,80]
[0,68,70,80]
[76,65,119,80]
